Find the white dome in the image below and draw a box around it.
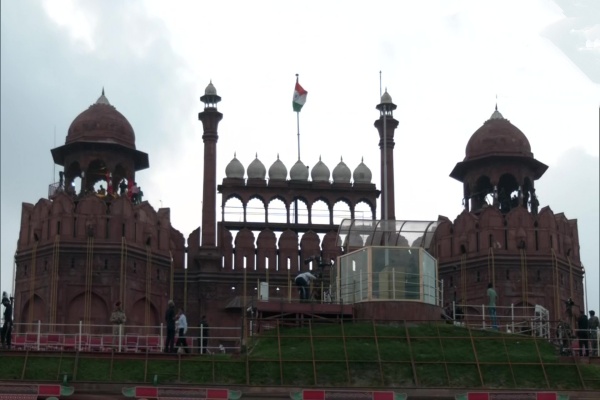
[353,158,372,184]
[268,155,287,181]
[205,81,217,95]
[311,156,330,182]
[380,89,392,104]
[247,154,266,179]
[225,154,244,179]
[290,160,309,181]
[332,157,351,183]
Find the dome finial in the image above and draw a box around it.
[96,88,111,105]
[489,95,504,119]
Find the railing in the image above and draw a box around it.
[6,318,598,356]
[6,321,241,354]
[248,272,441,307]
[442,302,600,356]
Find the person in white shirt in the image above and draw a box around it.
[175,308,189,354]
[295,271,318,302]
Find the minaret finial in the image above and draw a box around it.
[495,94,498,111]
[102,87,105,96]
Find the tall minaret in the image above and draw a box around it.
[198,81,223,247]
[374,90,398,221]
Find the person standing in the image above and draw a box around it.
[199,315,210,354]
[487,283,498,330]
[1,292,13,350]
[577,310,589,357]
[295,271,318,302]
[110,301,126,337]
[119,179,127,196]
[131,182,140,204]
[164,300,176,353]
[588,310,599,357]
[175,308,189,354]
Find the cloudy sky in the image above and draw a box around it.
[1,0,598,314]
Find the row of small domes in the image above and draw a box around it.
[226,154,372,184]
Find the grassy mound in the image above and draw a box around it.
[0,322,598,390]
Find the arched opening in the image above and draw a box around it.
[472,175,493,212]
[311,199,330,225]
[497,173,519,213]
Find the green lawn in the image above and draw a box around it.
[1,322,598,390]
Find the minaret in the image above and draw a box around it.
[374,89,398,221]
[198,81,223,247]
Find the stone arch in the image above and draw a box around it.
[471,175,493,212]
[300,231,321,268]
[497,173,519,213]
[290,198,309,224]
[256,229,277,271]
[267,197,287,224]
[223,195,244,222]
[234,229,256,270]
[128,297,160,333]
[220,227,234,269]
[247,196,266,223]
[65,160,83,195]
[332,198,352,225]
[85,158,109,194]
[20,293,45,326]
[66,291,109,333]
[311,199,331,225]
[354,199,375,220]
[278,230,299,272]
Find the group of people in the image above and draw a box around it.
[109,300,211,354]
[96,180,144,203]
[115,180,143,204]
[576,309,599,357]
[164,300,210,354]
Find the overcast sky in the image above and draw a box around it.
[1,0,598,315]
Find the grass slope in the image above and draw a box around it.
[0,323,598,390]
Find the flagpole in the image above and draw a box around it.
[296,74,301,161]
[297,111,300,160]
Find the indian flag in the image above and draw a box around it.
[292,79,307,112]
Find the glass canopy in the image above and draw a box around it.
[336,219,439,250]
[332,246,439,305]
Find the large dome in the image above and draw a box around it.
[464,109,532,161]
[66,91,136,150]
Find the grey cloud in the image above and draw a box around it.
[544,0,600,83]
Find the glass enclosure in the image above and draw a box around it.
[333,246,439,305]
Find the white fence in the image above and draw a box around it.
[3,321,241,354]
